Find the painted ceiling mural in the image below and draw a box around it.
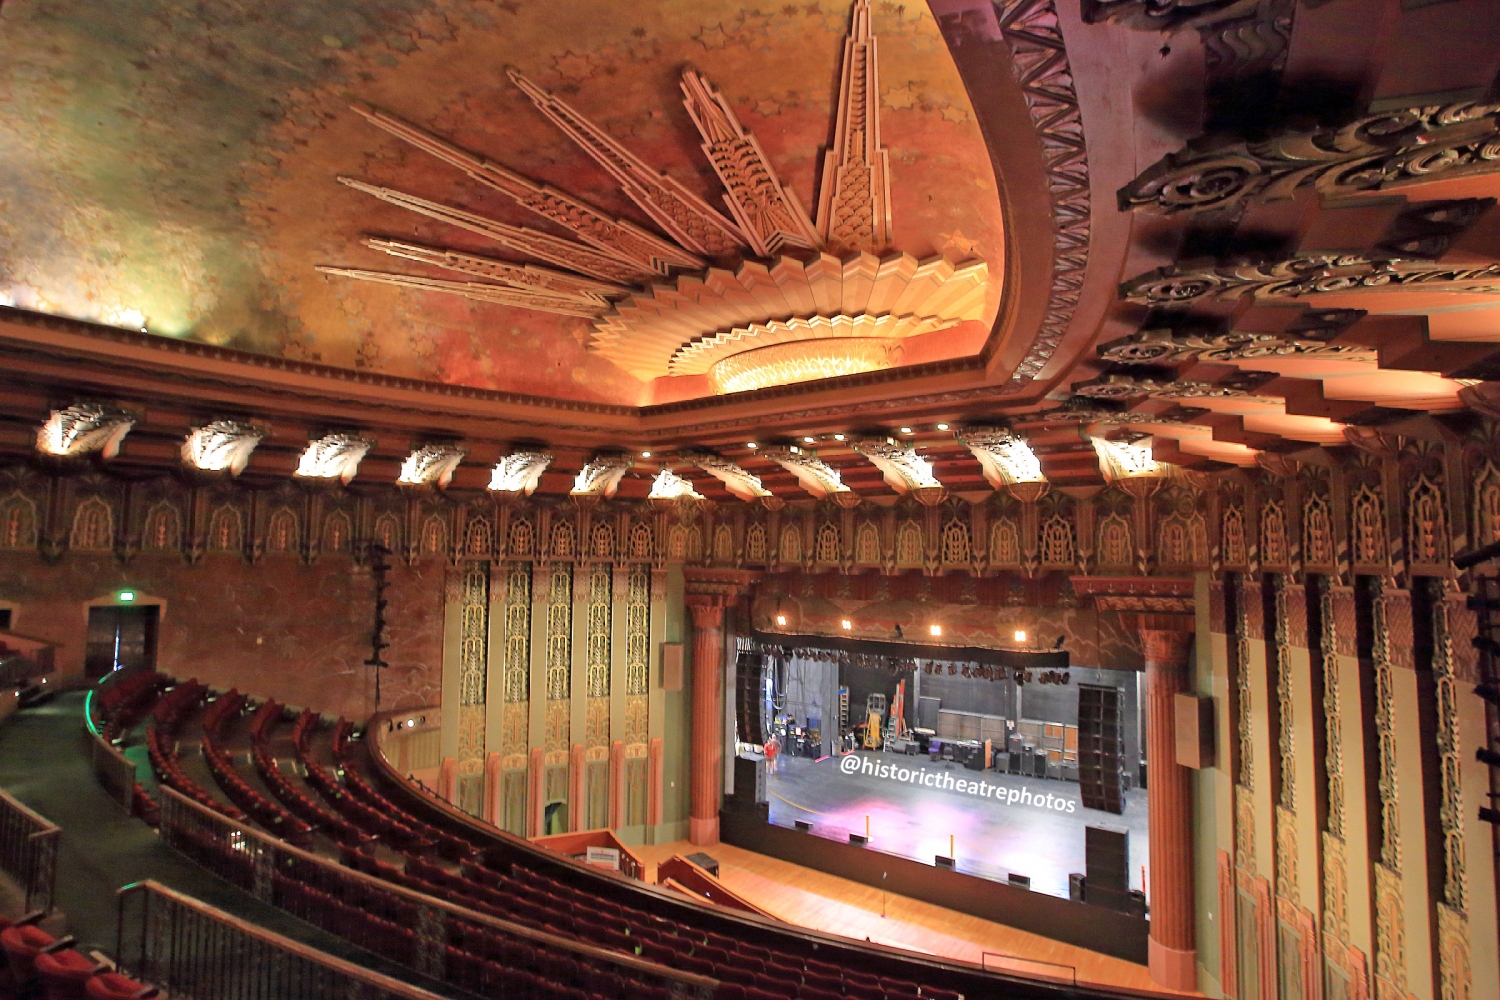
[0,0,1003,405]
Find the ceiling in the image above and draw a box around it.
[6,0,1500,504]
[0,0,1004,406]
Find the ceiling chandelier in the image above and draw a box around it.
[321,0,990,395]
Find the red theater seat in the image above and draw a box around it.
[35,949,98,1000]
[1,924,56,992]
[84,973,156,1000]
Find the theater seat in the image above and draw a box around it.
[84,973,157,999]
[1,924,56,992]
[35,949,97,1000]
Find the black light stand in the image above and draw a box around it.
[366,543,392,710]
[1453,545,1500,828]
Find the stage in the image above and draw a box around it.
[764,750,1149,900]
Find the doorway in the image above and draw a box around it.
[543,800,568,836]
[85,605,159,680]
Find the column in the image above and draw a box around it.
[1142,627,1197,992]
[687,596,725,845]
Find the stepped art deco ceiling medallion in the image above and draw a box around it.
[320,0,992,397]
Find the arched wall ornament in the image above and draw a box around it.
[323,509,353,554]
[1472,460,1500,548]
[1304,492,1334,567]
[551,518,576,559]
[745,523,767,564]
[1222,503,1247,566]
[989,518,1022,568]
[0,493,37,550]
[590,521,615,560]
[70,497,115,552]
[1260,500,1288,567]
[1351,484,1389,567]
[206,504,243,554]
[422,514,450,556]
[855,521,881,565]
[1039,512,1076,567]
[142,502,182,552]
[712,523,733,564]
[815,522,841,565]
[629,521,653,560]
[268,507,300,555]
[374,513,401,553]
[940,518,972,566]
[1096,512,1133,567]
[779,524,802,565]
[465,515,494,558]
[1407,474,1450,568]
[895,520,923,567]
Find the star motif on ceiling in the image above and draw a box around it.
[322,0,989,396]
[940,229,981,256]
[551,51,598,82]
[694,23,733,50]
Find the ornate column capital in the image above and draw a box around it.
[1140,627,1195,665]
[687,598,725,630]
[683,566,759,602]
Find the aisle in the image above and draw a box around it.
[0,691,464,996]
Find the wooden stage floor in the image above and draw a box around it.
[633,839,1197,997]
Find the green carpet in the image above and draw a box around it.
[0,691,467,997]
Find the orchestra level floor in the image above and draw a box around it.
[632,838,1197,998]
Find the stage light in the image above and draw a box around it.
[776,614,787,627]
[118,591,135,603]
[930,625,942,637]
[841,619,852,631]
[1014,629,1026,642]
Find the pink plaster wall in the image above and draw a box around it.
[0,552,444,719]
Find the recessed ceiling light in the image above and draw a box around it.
[1014,630,1027,642]
[833,434,845,441]
[841,619,852,631]
[803,436,815,444]
[930,624,942,637]
[936,423,949,431]
[900,427,912,434]
[747,442,758,449]
[641,451,651,458]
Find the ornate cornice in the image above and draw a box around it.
[994,0,1092,384]
[1120,253,1500,308]
[1120,101,1500,216]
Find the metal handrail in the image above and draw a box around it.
[981,951,1078,985]
[0,786,58,914]
[154,784,717,999]
[116,880,447,1000]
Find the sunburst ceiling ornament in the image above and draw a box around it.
[323,0,990,396]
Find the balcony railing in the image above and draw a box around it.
[116,880,447,1000]
[0,786,58,914]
